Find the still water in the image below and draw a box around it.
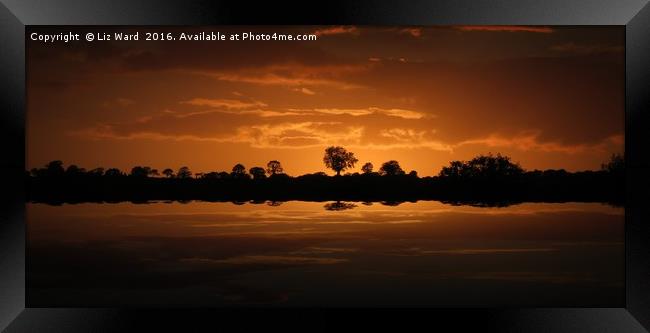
[27,201,624,307]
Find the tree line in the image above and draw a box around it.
[26,146,625,205]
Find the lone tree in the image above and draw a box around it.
[177,166,192,179]
[379,160,405,176]
[249,166,267,180]
[162,168,174,178]
[266,160,284,176]
[361,162,374,174]
[323,146,358,176]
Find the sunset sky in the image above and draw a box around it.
[27,26,624,176]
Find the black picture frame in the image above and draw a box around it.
[1,0,649,331]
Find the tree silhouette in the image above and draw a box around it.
[45,160,65,177]
[162,168,174,178]
[249,166,267,180]
[177,166,192,179]
[323,146,358,176]
[202,171,220,179]
[439,153,523,179]
[25,152,624,206]
[104,168,123,177]
[439,161,464,178]
[361,162,373,174]
[266,160,283,176]
[130,166,154,178]
[65,165,86,176]
[231,163,247,177]
[379,160,405,176]
[601,153,624,173]
[88,168,104,177]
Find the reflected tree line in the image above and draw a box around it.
[26,146,625,206]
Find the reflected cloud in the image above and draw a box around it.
[181,255,347,265]
[291,247,358,255]
[384,247,557,256]
[464,271,595,284]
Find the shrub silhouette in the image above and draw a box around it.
[231,164,250,179]
[232,164,246,175]
[88,168,104,177]
[439,153,523,179]
[162,168,174,178]
[65,165,86,176]
[379,160,405,176]
[249,167,267,180]
[130,166,155,178]
[266,160,283,175]
[177,166,192,179]
[45,160,65,177]
[601,153,624,174]
[361,162,373,174]
[104,168,123,177]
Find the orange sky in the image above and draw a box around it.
[27,26,624,176]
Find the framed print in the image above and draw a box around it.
[1,0,650,332]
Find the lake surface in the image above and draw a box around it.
[27,201,624,307]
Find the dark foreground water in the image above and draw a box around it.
[27,201,624,307]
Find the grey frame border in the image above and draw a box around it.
[1,1,650,332]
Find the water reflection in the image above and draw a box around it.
[27,201,624,307]
[323,201,357,211]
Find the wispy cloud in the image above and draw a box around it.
[196,63,369,90]
[290,247,358,255]
[290,107,426,119]
[102,97,135,108]
[313,26,359,37]
[181,98,267,109]
[70,121,365,149]
[456,131,623,154]
[166,109,302,118]
[384,247,557,257]
[207,72,362,89]
[292,87,316,95]
[181,255,347,265]
[400,28,422,38]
